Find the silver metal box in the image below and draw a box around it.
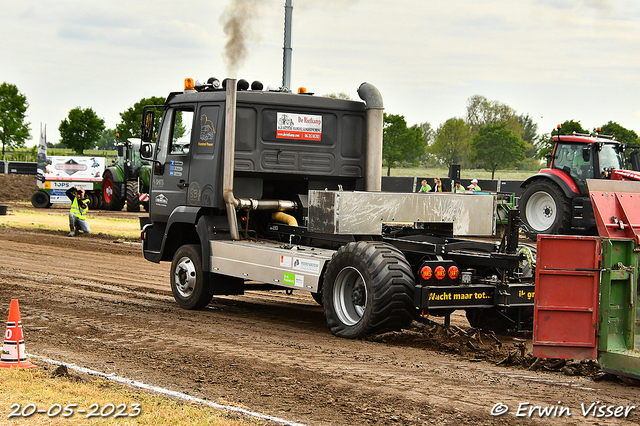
[308,190,496,236]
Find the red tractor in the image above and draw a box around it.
[520,127,640,240]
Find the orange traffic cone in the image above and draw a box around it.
[0,300,36,369]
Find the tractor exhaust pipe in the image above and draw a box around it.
[358,82,384,192]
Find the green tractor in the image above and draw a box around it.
[102,138,151,212]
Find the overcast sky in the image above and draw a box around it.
[2,0,639,147]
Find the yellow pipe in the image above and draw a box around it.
[272,211,298,226]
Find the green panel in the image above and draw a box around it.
[599,239,640,378]
[140,165,151,187]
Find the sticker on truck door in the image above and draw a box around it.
[276,112,322,141]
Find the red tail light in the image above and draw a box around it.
[434,266,446,280]
[420,266,433,280]
[448,265,459,280]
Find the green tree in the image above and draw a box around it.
[382,113,424,176]
[418,121,435,166]
[465,94,523,136]
[116,96,165,142]
[536,120,586,160]
[59,107,106,155]
[518,113,539,158]
[0,82,31,158]
[428,117,471,167]
[470,123,526,179]
[96,128,119,150]
[557,120,586,136]
[598,121,639,145]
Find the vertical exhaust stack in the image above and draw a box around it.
[358,82,384,192]
[222,79,240,240]
[282,0,293,90]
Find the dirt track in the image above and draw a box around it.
[0,225,639,426]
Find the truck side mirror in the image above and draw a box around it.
[582,147,591,163]
[141,110,155,142]
[140,143,154,160]
[117,144,125,157]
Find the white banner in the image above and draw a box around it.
[45,156,106,181]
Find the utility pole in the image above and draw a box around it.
[282,0,293,90]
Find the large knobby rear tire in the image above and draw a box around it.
[102,170,125,211]
[126,181,140,212]
[519,179,571,240]
[323,241,415,338]
[170,244,213,310]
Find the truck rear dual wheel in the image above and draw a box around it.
[170,244,213,310]
[519,180,571,240]
[323,242,415,338]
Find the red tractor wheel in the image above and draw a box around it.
[102,170,125,211]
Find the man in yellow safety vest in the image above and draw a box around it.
[66,187,91,237]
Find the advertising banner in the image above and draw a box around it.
[45,156,106,181]
[276,112,322,142]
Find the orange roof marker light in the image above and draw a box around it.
[184,78,195,93]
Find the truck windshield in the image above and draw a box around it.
[598,143,624,171]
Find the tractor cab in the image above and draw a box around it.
[550,134,626,195]
[519,128,639,239]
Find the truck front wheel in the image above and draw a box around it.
[170,244,213,310]
[520,179,571,240]
[323,242,415,338]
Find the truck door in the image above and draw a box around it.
[151,106,195,221]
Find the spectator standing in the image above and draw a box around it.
[431,177,447,192]
[467,179,482,192]
[418,179,432,193]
